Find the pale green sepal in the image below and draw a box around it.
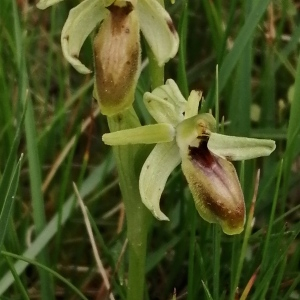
[139,141,181,221]
[184,90,202,119]
[208,132,276,161]
[102,123,175,145]
[61,0,108,74]
[36,0,63,9]
[137,0,179,66]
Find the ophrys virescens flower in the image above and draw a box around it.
[103,80,276,234]
[37,0,179,115]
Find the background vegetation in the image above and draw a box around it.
[0,0,300,299]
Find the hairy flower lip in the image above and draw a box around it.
[93,2,140,115]
[189,142,243,206]
[186,141,245,235]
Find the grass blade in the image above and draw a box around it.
[0,156,114,295]
[204,0,271,109]
[1,251,89,300]
[177,0,189,98]
[0,155,23,247]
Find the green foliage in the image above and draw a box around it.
[0,0,299,299]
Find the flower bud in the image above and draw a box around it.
[176,114,245,235]
[93,2,140,116]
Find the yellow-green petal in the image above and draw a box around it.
[102,123,175,145]
[61,0,108,74]
[207,132,276,161]
[184,90,202,119]
[139,141,181,221]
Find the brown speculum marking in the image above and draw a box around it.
[166,19,176,34]
[188,141,214,169]
[106,2,134,34]
[187,138,245,232]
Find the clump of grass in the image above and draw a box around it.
[0,0,299,299]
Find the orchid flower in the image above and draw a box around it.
[102,79,276,235]
[37,0,179,115]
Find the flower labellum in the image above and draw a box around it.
[182,148,245,235]
[93,2,140,116]
[176,115,246,235]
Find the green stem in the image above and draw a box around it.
[187,200,196,300]
[107,108,151,300]
[212,224,221,299]
[146,44,164,89]
[107,3,166,296]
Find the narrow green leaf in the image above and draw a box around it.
[282,52,300,219]
[274,23,300,71]
[219,0,270,91]
[286,51,300,160]
[282,271,300,300]
[0,155,23,248]
[261,46,276,128]
[228,14,252,135]
[202,280,213,300]
[270,256,287,300]
[205,0,271,109]
[3,254,30,300]
[202,0,223,61]
[0,156,114,295]
[252,229,296,299]
[146,235,181,273]
[187,197,196,300]
[12,0,54,297]
[261,160,283,270]
[1,251,89,300]
[212,225,221,300]
[177,0,189,98]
